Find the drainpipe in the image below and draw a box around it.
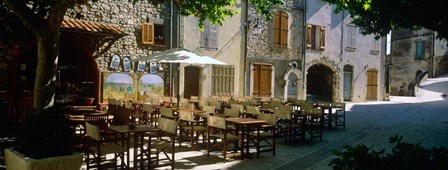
[301,0,307,100]
[243,0,249,96]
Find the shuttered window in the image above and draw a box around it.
[201,20,218,50]
[142,23,154,45]
[415,40,425,60]
[366,69,378,100]
[252,64,272,97]
[212,65,234,96]
[307,24,325,50]
[346,24,357,50]
[273,10,288,47]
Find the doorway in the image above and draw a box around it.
[343,65,353,101]
[306,64,333,101]
[184,66,200,99]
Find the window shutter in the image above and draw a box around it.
[307,25,312,48]
[319,26,325,50]
[142,23,154,45]
[209,25,218,50]
[280,11,288,47]
[201,21,211,48]
[273,11,280,46]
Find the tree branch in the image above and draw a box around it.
[4,0,45,36]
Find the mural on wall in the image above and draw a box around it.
[103,73,135,101]
[138,74,164,100]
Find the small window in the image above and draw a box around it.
[201,20,218,51]
[415,40,425,60]
[307,24,325,50]
[273,10,288,47]
[142,22,164,45]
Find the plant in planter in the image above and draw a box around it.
[5,107,82,170]
[329,135,448,170]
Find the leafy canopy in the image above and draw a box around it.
[323,0,448,40]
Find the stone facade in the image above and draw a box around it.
[245,0,305,101]
[66,0,174,72]
[389,28,448,96]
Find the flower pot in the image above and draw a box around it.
[5,148,82,170]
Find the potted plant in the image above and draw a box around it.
[4,107,82,170]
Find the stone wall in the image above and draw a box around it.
[66,0,172,72]
[245,0,305,99]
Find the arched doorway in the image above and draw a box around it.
[343,65,353,101]
[307,64,333,101]
[184,66,200,99]
[286,72,298,99]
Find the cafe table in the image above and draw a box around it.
[108,124,160,169]
[225,117,267,158]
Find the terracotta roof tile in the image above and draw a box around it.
[61,18,126,37]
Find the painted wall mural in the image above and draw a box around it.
[102,72,164,103]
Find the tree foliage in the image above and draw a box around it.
[323,0,448,40]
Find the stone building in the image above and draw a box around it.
[305,0,386,102]
[245,0,305,101]
[389,28,448,96]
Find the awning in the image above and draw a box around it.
[61,18,127,38]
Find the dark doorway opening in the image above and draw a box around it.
[306,64,333,101]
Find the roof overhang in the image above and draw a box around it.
[61,18,127,38]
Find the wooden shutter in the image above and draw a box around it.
[273,11,280,46]
[280,11,288,47]
[253,65,260,97]
[307,25,312,48]
[260,65,272,97]
[142,23,154,45]
[201,22,210,48]
[319,26,325,50]
[366,70,378,100]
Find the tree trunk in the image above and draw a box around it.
[33,26,61,110]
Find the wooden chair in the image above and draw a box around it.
[143,103,159,126]
[178,111,207,149]
[151,117,178,169]
[201,105,216,115]
[230,103,244,115]
[304,108,323,142]
[207,116,242,162]
[85,122,126,170]
[275,109,304,145]
[159,106,178,120]
[249,113,276,158]
[111,106,131,126]
[245,105,261,118]
[224,108,240,118]
[332,102,346,129]
[209,100,222,114]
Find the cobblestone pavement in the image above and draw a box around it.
[2,74,447,170]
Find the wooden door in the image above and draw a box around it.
[366,69,378,100]
[253,64,272,97]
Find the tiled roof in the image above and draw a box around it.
[61,18,126,37]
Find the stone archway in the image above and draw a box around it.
[306,64,333,101]
[283,69,302,101]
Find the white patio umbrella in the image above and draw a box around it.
[131,48,227,107]
[131,48,227,65]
